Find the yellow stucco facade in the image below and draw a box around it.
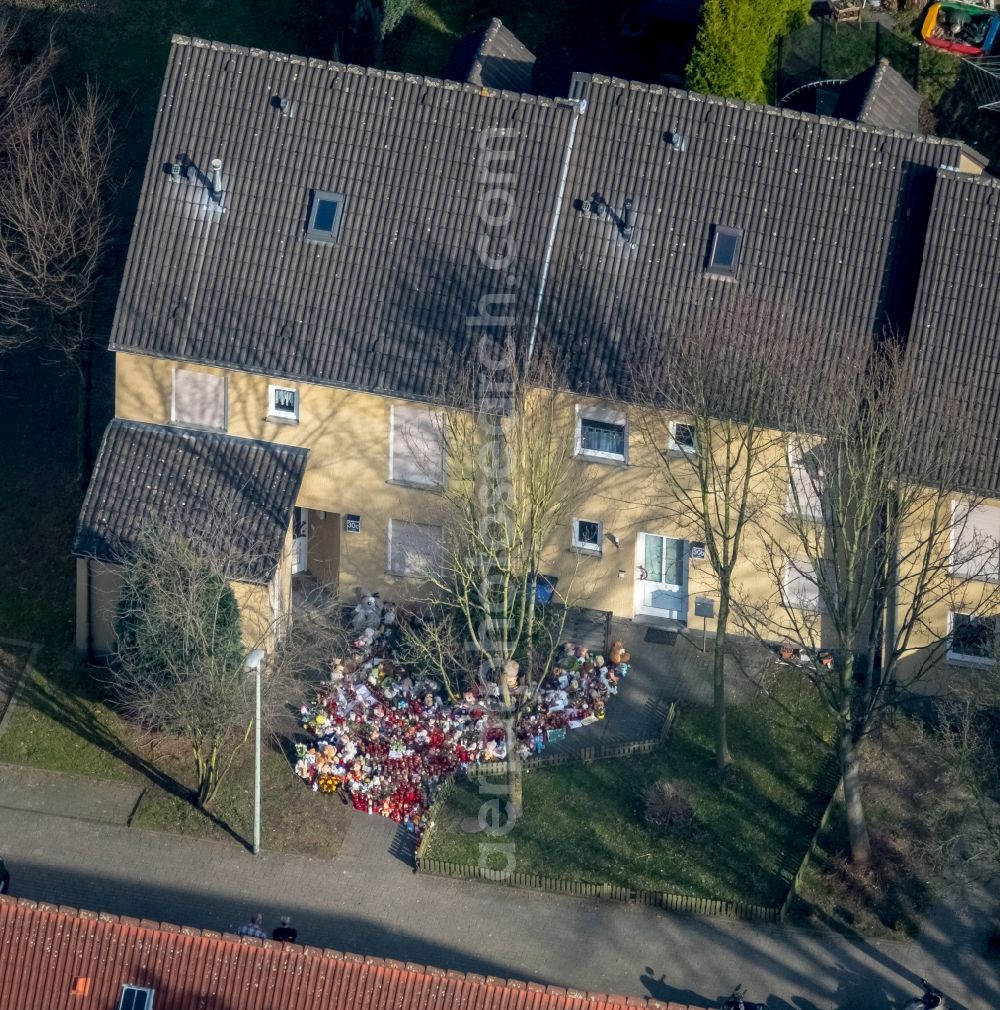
[112,351,790,633]
[93,350,999,685]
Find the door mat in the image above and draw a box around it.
[644,627,677,646]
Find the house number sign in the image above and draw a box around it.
[345,514,361,533]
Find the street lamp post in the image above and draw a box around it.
[246,649,265,856]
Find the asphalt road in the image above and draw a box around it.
[1,802,996,1010]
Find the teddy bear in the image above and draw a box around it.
[352,592,382,631]
[609,640,631,665]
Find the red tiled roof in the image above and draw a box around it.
[0,897,707,1010]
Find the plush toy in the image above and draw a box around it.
[609,641,630,665]
[352,592,382,631]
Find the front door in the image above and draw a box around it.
[635,533,688,621]
[292,506,309,574]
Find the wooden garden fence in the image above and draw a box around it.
[414,704,847,926]
[463,703,677,779]
[413,854,781,923]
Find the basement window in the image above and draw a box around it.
[268,384,299,422]
[119,986,155,1010]
[572,518,602,554]
[948,612,997,665]
[305,190,345,244]
[705,225,742,277]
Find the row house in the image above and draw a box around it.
[73,35,1000,676]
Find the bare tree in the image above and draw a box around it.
[107,502,341,809]
[631,292,798,768]
[0,19,113,479]
[396,351,586,813]
[746,339,1000,863]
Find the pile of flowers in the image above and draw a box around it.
[294,622,631,837]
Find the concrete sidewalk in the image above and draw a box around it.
[0,790,996,1010]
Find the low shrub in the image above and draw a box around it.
[644,778,694,830]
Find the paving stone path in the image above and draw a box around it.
[0,784,996,1010]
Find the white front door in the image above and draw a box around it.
[292,506,309,574]
[635,533,688,621]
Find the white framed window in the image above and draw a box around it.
[388,519,443,577]
[572,518,602,553]
[119,986,155,1010]
[951,500,1000,581]
[787,438,823,520]
[268,384,299,422]
[783,558,821,612]
[669,421,696,454]
[947,611,997,666]
[390,405,444,488]
[171,369,226,431]
[576,405,627,463]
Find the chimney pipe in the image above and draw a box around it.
[209,158,224,203]
[621,197,634,242]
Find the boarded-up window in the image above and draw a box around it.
[172,369,226,430]
[952,501,1000,581]
[787,439,823,520]
[390,406,443,487]
[388,519,442,577]
[784,558,820,612]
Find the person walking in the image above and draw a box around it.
[272,915,298,943]
[236,913,267,938]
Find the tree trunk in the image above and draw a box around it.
[839,727,872,864]
[73,325,94,493]
[713,585,731,769]
[194,744,219,809]
[504,714,523,816]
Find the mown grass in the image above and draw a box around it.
[131,741,352,858]
[426,668,838,907]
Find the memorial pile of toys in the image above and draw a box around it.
[294,598,630,837]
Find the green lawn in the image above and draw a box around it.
[425,668,838,907]
[131,742,352,858]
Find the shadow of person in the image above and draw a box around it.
[640,967,714,1008]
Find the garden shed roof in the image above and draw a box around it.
[73,419,307,582]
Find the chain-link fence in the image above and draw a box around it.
[774,20,924,106]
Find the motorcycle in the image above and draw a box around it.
[721,985,768,1010]
[902,979,946,1010]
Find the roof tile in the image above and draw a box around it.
[73,419,308,582]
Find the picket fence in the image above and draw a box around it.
[414,855,780,923]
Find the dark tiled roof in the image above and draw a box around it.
[73,420,307,582]
[835,59,923,135]
[907,170,1000,494]
[109,37,577,402]
[0,897,708,1010]
[453,18,536,92]
[541,75,967,396]
[111,39,979,409]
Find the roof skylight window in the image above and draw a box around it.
[119,986,155,1010]
[706,225,743,277]
[306,190,345,244]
